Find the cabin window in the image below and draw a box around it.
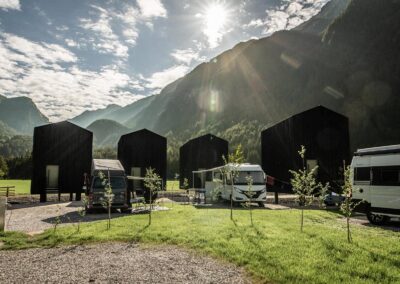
[371,166,400,186]
[354,167,370,184]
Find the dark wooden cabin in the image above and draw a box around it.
[117,129,167,192]
[179,134,228,188]
[261,106,350,192]
[31,121,93,201]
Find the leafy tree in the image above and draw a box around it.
[221,144,245,221]
[98,171,114,230]
[77,195,88,233]
[93,147,117,159]
[340,165,363,243]
[243,175,254,226]
[0,155,8,179]
[6,155,32,179]
[144,168,162,226]
[289,145,329,232]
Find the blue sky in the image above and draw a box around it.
[0,0,329,121]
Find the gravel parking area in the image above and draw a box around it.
[0,243,249,283]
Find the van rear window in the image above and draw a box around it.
[93,177,126,189]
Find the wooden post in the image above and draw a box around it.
[40,192,46,203]
[274,191,279,204]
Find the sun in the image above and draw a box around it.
[205,3,227,33]
[202,3,229,47]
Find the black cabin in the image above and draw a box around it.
[261,106,350,192]
[31,121,93,201]
[118,129,167,191]
[179,134,228,188]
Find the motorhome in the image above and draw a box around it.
[86,159,130,212]
[193,163,267,207]
[351,145,400,225]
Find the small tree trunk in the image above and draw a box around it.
[149,190,152,226]
[77,221,80,233]
[250,207,253,226]
[347,216,351,243]
[301,209,304,232]
[230,177,234,220]
[108,204,111,230]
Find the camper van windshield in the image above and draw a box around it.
[93,177,126,189]
[235,171,265,185]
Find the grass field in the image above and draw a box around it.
[166,180,180,191]
[0,180,180,194]
[0,180,30,194]
[1,205,399,283]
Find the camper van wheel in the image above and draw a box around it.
[258,202,265,208]
[367,211,389,225]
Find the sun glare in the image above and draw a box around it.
[203,3,229,48]
[205,4,227,33]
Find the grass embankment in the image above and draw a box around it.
[0,179,30,194]
[1,205,399,283]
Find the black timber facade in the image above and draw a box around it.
[31,121,93,201]
[179,134,228,188]
[261,106,350,192]
[117,129,167,191]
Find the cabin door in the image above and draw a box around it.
[46,165,59,189]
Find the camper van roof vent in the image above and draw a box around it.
[355,144,400,156]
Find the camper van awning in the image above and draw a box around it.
[127,176,162,181]
[192,163,262,174]
[355,144,400,156]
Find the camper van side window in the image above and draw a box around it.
[372,166,400,186]
[354,167,370,184]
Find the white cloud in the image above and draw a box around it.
[80,5,129,58]
[144,65,189,90]
[65,38,78,47]
[0,33,143,121]
[170,48,200,65]
[244,0,330,36]
[0,0,20,11]
[245,19,264,28]
[137,0,167,19]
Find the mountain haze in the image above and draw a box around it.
[87,119,130,147]
[0,96,48,135]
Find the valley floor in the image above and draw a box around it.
[1,202,400,283]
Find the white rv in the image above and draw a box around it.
[351,145,400,225]
[193,163,267,207]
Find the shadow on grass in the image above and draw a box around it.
[193,202,267,210]
[42,210,128,225]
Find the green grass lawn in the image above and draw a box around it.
[0,179,30,194]
[166,180,181,191]
[1,205,399,283]
[0,180,180,194]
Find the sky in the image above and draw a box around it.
[0,0,330,121]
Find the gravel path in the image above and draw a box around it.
[0,243,249,283]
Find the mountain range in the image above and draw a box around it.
[0,0,399,173]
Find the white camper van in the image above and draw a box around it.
[351,145,400,225]
[193,163,267,207]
